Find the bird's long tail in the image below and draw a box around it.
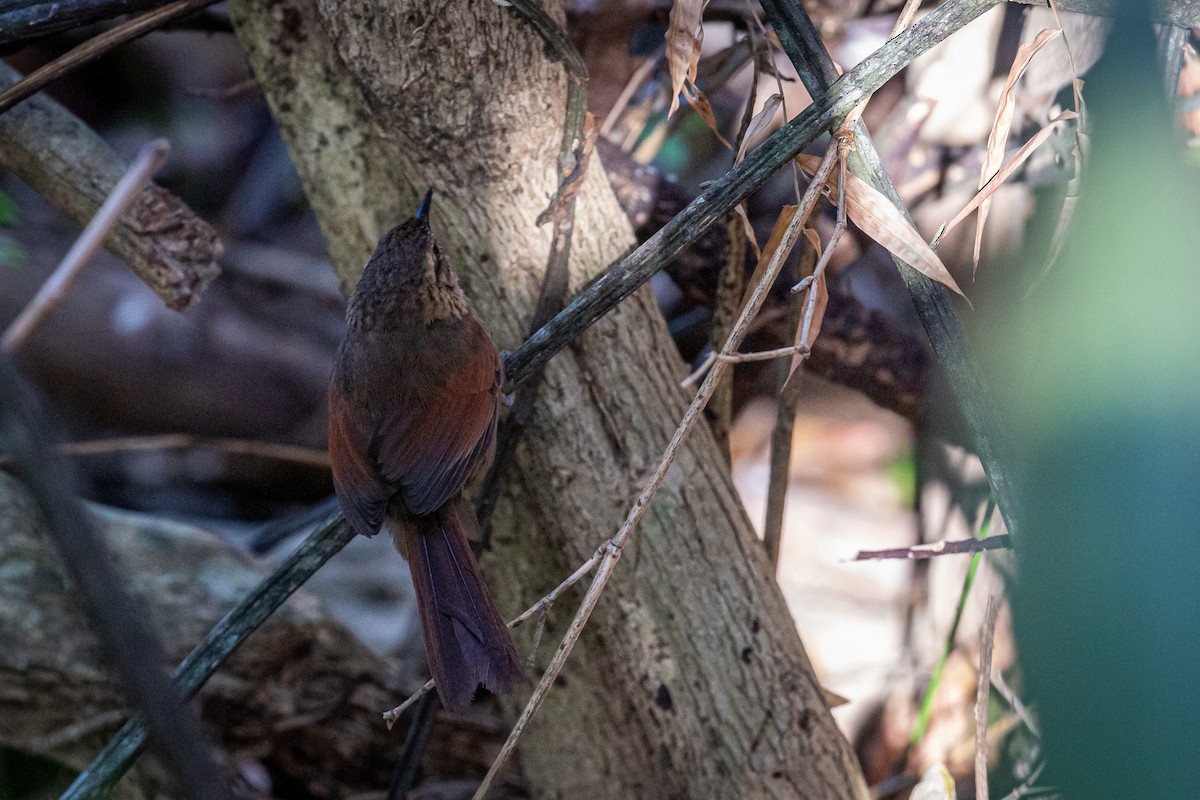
[391,497,520,712]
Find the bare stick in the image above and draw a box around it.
[382,679,435,729]
[2,139,169,352]
[719,344,811,364]
[976,595,1001,800]
[680,341,816,389]
[762,241,812,571]
[470,144,841,800]
[0,2,215,116]
[851,534,1012,561]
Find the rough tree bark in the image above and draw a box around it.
[229,2,869,798]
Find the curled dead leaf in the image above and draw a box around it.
[944,112,1076,240]
[795,154,966,299]
[732,202,761,260]
[685,81,731,148]
[735,93,782,164]
[741,204,798,307]
[666,0,705,118]
[975,27,1062,272]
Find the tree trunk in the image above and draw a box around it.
[229,2,869,797]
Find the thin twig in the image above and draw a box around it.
[386,691,439,800]
[909,499,995,747]
[679,342,816,389]
[2,139,169,352]
[680,350,717,389]
[761,239,813,570]
[999,761,1048,800]
[851,533,1011,561]
[0,358,228,800]
[471,142,841,800]
[0,1,216,116]
[720,344,811,364]
[58,434,330,468]
[382,680,436,729]
[976,595,1001,800]
[526,608,550,670]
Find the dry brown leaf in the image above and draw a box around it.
[685,81,731,148]
[802,226,822,254]
[944,113,1076,240]
[975,27,1062,272]
[666,0,705,118]
[733,202,761,259]
[1046,0,1083,115]
[741,204,798,307]
[735,93,782,164]
[796,155,965,298]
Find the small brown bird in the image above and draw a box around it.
[327,190,520,712]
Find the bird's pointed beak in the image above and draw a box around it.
[416,188,434,221]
